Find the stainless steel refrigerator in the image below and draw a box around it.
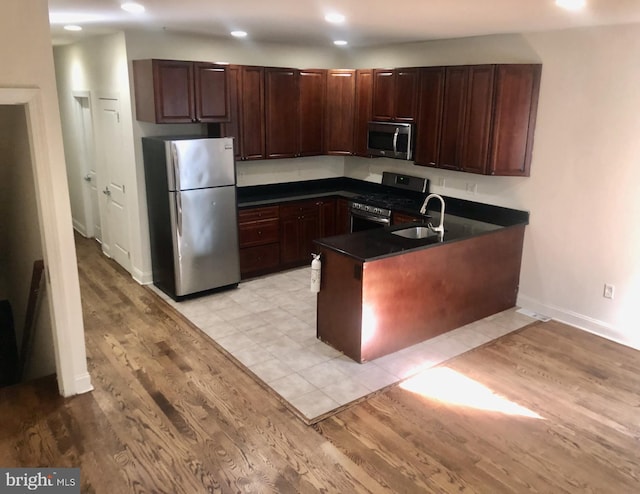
[142,136,240,300]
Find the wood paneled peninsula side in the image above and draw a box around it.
[314,207,528,363]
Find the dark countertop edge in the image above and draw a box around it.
[237,177,529,227]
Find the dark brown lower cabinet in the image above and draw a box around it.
[280,201,320,267]
[391,211,426,225]
[238,205,280,278]
[335,198,351,235]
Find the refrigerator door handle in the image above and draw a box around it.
[175,190,183,237]
[170,143,181,192]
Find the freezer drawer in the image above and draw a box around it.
[169,186,240,295]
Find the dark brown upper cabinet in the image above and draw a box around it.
[372,68,418,122]
[414,67,445,168]
[419,63,540,177]
[133,59,229,124]
[325,69,356,156]
[353,69,373,156]
[488,64,541,177]
[265,67,299,159]
[194,62,230,122]
[221,65,265,160]
[460,65,496,174]
[298,69,326,157]
[439,65,495,172]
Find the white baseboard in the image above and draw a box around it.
[517,294,640,351]
[59,371,94,397]
[72,219,87,237]
[131,266,153,285]
[74,372,94,394]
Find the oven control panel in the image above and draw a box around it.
[350,202,391,218]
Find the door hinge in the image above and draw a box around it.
[117,112,120,123]
[122,184,125,193]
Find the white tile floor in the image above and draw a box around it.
[152,267,536,423]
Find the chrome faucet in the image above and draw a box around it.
[419,193,445,235]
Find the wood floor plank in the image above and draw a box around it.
[1,233,638,493]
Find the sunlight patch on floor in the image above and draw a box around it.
[400,367,544,419]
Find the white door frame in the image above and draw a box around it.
[0,87,93,397]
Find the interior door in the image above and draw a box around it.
[96,97,130,271]
[74,94,101,241]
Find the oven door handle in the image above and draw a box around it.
[392,127,399,155]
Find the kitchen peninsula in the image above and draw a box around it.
[314,205,528,363]
[237,175,529,363]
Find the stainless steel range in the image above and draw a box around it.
[349,172,429,232]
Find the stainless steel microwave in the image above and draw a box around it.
[367,121,413,160]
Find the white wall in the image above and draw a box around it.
[343,25,640,349]
[0,0,90,394]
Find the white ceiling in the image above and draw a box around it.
[48,0,640,47]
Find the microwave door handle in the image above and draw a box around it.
[392,127,399,154]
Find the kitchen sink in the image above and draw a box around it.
[391,226,437,239]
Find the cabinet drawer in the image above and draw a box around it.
[238,205,279,223]
[392,212,427,225]
[238,218,279,247]
[240,244,280,274]
[280,201,318,218]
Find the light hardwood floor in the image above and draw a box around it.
[0,234,638,493]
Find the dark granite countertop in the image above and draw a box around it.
[314,213,509,262]
[238,177,529,262]
[237,177,529,227]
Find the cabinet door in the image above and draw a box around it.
[280,201,320,265]
[354,69,373,156]
[335,198,351,235]
[414,67,445,168]
[265,67,299,159]
[460,65,495,174]
[220,65,242,159]
[240,66,265,160]
[392,211,426,225]
[325,70,356,155]
[318,199,337,238]
[299,69,326,156]
[372,69,395,121]
[489,64,541,177]
[194,63,229,123]
[394,68,418,122]
[439,66,468,170]
[152,60,195,123]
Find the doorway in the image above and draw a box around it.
[0,88,91,396]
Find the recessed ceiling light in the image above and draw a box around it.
[121,2,145,14]
[64,25,82,31]
[555,0,586,10]
[325,13,346,24]
[231,30,248,38]
[333,40,348,46]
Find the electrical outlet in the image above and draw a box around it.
[466,183,477,194]
[438,177,446,188]
[603,283,615,299]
